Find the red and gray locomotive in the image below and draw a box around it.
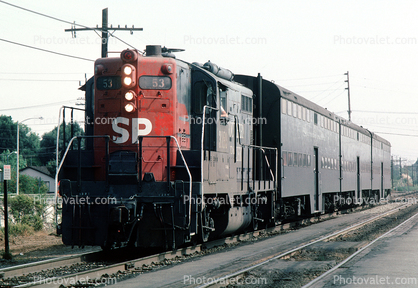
[58,45,391,249]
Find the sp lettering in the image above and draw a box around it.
[112,117,152,144]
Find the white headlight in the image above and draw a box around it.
[125,103,135,112]
[125,91,134,101]
[123,77,132,86]
[123,66,133,75]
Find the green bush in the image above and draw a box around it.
[7,174,49,194]
[8,194,46,231]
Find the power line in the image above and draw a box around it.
[0,38,94,62]
[108,34,139,51]
[313,83,346,103]
[280,81,345,88]
[65,8,142,57]
[351,84,417,96]
[0,0,90,28]
[278,74,343,81]
[0,2,140,57]
[0,79,81,82]
[351,75,418,88]
[335,110,418,115]
[0,72,83,75]
[321,89,347,107]
[310,79,345,101]
[0,99,77,112]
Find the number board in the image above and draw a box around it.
[139,76,172,90]
[97,76,122,90]
[3,165,11,180]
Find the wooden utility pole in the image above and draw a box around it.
[344,71,352,121]
[399,157,402,178]
[416,162,418,187]
[391,156,393,189]
[101,8,108,58]
[65,8,143,58]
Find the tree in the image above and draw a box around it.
[20,127,42,166]
[39,122,84,166]
[0,149,26,170]
[12,174,49,194]
[38,129,56,166]
[0,116,17,154]
[0,115,42,165]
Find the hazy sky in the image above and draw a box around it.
[1,0,418,163]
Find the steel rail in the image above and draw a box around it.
[197,202,413,288]
[14,245,204,288]
[0,250,100,279]
[302,209,418,287]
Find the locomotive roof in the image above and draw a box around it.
[273,82,391,146]
[180,59,253,95]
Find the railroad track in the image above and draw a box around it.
[12,246,203,288]
[0,250,106,287]
[0,205,365,287]
[0,243,211,288]
[1,195,415,288]
[0,251,95,282]
[194,201,418,288]
[302,210,418,288]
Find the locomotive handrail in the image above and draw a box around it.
[55,135,110,227]
[241,144,278,192]
[55,106,86,168]
[138,135,192,229]
[244,144,277,181]
[201,105,219,205]
[55,105,86,225]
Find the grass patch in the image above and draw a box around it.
[1,223,34,238]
